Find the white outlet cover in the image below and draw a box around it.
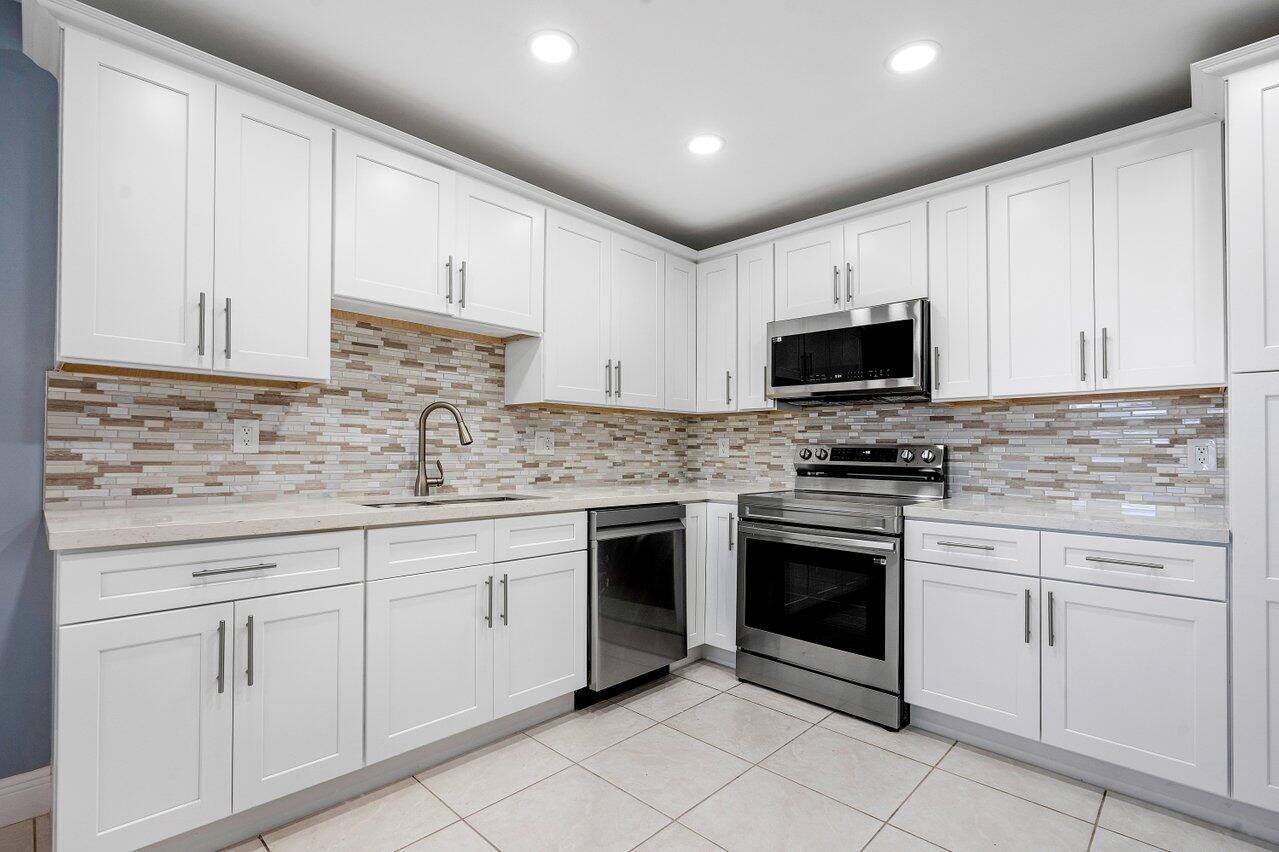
[1186,439,1217,471]
[532,431,554,456]
[716,438,731,458]
[233,420,260,454]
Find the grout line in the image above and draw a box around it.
[928,764,1098,826]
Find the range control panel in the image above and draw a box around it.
[795,443,945,469]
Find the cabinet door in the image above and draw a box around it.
[455,176,545,333]
[1229,371,1279,808]
[1093,124,1225,391]
[843,202,928,307]
[903,561,1039,739]
[705,503,737,652]
[213,88,332,381]
[544,211,612,404]
[696,256,738,413]
[233,585,364,811]
[664,255,698,412]
[493,551,588,717]
[774,225,843,321]
[928,187,989,400]
[610,236,665,410]
[56,604,233,852]
[365,566,493,763]
[59,29,215,371]
[333,130,455,314]
[989,158,1095,397]
[1042,580,1227,794]
[1228,61,1279,372]
[684,504,708,649]
[736,244,775,411]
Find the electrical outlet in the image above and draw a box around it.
[532,431,554,456]
[716,437,731,458]
[232,420,260,454]
[1187,439,1217,471]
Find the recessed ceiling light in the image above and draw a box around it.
[887,40,940,74]
[687,134,724,155]
[528,30,577,64]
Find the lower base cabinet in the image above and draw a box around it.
[705,503,737,652]
[684,503,707,649]
[1041,580,1228,794]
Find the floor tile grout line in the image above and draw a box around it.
[928,763,1100,827]
[814,717,946,770]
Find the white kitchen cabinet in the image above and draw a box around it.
[927,186,989,400]
[736,244,776,411]
[843,202,928,307]
[58,29,216,373]
[365,565,494,763]
[696,255,738,413]
[1230,371,1279,808]
[333,130,455,315]
[705,503,737,652]
[213,88,333,382]
[684,503,708,649]
[232,585,364,810]
[493,551,588,716]
[664,255,698,412]
[774,225,843,321]
[1041,580,1227,794]
[453,176,545,333]
[1093,124,1224,391]
[988,158,1095,397]
[56,604,233,852]
[610,235,665,410]
[1227,60,1279,372]
[904,561,1040,739]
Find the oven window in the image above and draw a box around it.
[771,319,916,386]
[743,537,887,659]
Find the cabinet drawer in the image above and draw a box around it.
[1041,532,1226,600]
[367,520,494,580]
[494,512,587,562]
[58,530,364,624]
[905,521,1040,576]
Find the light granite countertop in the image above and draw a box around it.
[904,495,1229,545]
[43,482,786,551]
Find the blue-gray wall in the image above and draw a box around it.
[0,0,56,779]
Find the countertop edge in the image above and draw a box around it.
[903,503,1230,545]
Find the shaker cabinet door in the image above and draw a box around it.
[736,244,776,411]
[927,186,989,400]
[454,176,545,333]
[843,202,928,308]
[664,255,698,412]
[774,226,843,321]
[610,235,665,410]
[696,256,738,413]
[543,211,613,404]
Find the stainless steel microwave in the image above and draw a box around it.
[766,298,930,406]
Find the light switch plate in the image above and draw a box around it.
[532,431,554,455]
[1186,439,1217,471]
[233,420,260,454]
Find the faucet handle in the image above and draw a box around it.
[427,459,445,486]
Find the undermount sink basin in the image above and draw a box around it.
[358,494,543,509]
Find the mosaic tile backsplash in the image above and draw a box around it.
[44,315,1225,509]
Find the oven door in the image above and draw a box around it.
[767,298,928,399]
[736,520,901,693]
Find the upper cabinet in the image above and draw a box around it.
[1093,125,1224,390]
[610,235,665,409]
[736,244,776,411]
[696,255,738,413]
[927,186,989,400]
[664,256,698,412]
[843,202,928,308]
[774,225,843,321]
[454,177,545,333]
[1227,60,1279,373]
[988,158,1096,397]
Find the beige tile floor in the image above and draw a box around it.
[8,663,1275,852]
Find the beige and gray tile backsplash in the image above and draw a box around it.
[44,315,1225,509]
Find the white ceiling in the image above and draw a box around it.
[75,0,1279,249]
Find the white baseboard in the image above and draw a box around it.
[0,766,51,828]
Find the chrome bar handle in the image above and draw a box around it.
[1101,327,1109,379]
[224,298,232,360]
[198,292,207,357]
[459,259,467,307]
[1085,555,1164,570]
[936,541,995,551]
[728,512,735,551]
[501,573,509,625]
[615,361,622,397]
[485,576,493,627]
[245,615,255,686]
[726,371,732,406]
[846,263,854,302]
[217,620,226,693]
[192,562,276,578]
[1024,590,1031,644]
[833,265,840,304]
[934,347,941,390]
[445,255,454,304]
[605,360,612,397]
[1079,330,1086,382]
[1047,591,1055,647]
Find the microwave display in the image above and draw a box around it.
[770,319,916,387]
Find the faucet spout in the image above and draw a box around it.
[415,401,474,496]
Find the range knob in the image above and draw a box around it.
[899,449,914,462]
[798,448,812,460]
[920,449,937,463]
[814,448,829,461]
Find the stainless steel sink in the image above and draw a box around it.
[357,494,543,509]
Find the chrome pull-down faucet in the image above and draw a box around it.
[415,401,474,496]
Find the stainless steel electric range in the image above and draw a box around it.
[735,443,946,730]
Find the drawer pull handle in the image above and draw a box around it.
[936,541,996,551]
[216,620,226,694]
[485,576,494,628]
[1047,591,1055,647]
[501,573,509,625]
[246,614,255,686]
[1023,590,1031,644]
[192,562,277,578]
[1084,555,1164,570]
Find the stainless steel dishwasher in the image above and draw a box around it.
[588,504,687,692]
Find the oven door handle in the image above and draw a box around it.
[592,520,686,541]
[736,521,898,552]
[742,506,892,527]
